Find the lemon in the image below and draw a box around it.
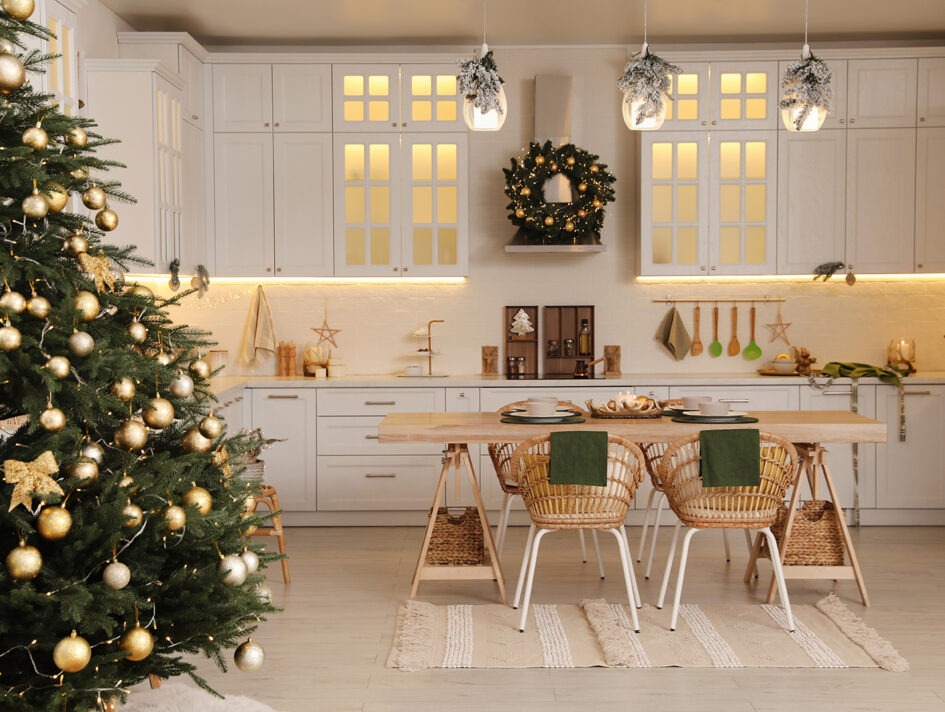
[775,353,792,360]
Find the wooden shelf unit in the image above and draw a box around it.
[504,306,539,378]
[543,305,595,376]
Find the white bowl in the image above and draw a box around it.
[525,398,557,417]
[770,360,797,374]
[699,401,731,417]
[681,396,712,411]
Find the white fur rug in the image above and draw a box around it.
[121,683,279,711]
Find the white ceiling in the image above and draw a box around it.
[98,0,945,48]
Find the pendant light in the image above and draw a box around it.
[458,0,507,131]
[780,0,832,132]
[616,0,680,131]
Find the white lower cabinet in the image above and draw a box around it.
[667,384,799,410]
[249,388,317,511]
[316,456,440,510]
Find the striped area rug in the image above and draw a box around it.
[387,594,908,672]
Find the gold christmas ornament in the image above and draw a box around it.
[101,697,120,712]
[45,355,71,380]
[5,542,42,580]
[78,252,116,292]
[65,233,89,256]
[564,220,576,232]
[0,290,26,314]
[39,405,67,432]
[53,631,91,674]
[181,427,212,454]
[122,502,143,528]
[73,290,100,321]
[577,182,588,193]
[156,351,172,366]
[114,419,148,451]
[0,324,22,351]
[577,209,587,218]
[94,207,119,232]
[549,162,558,171]
[68,330,95,357]
[119,626,154,661]
[37,505,72,540]
[22,189,49,219]
[520,186,531,197]
[234,639,265,672]
[81,185,106,210]
[0,38,13,54]
[566,155,576,166]
[66,458,99,485]
[22,124,48,150]
[142,396,174,429]
[514,208,525,219]
[119,474,134,488]
[198,413,224,439]
[127,284,154,299]
[102,560,131,589]
[534,154,545,165]
[219,554,248,586]
[110,376,136,401]
[168,372,195,399]
[164,504,186,531]
[79,440,105,463]
[0,52,25,93]
[43,182,68,212]
[240,549,259,574]
[70,165,89,180]
[188,357,210,379]
[67,125,87,147]
[127,319,148,344]
[182,485,212,515]
[590,163,600,173]
[2,0,35,20]
[543,216,554,227]
[3,451,62,511]
[592,198,602,208]
[26,295,50,319]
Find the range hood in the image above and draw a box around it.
[504,74,605,253]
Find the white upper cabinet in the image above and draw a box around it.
[41,0,80,117]
[332,64,465,132]
[917,57,945,127]
[213,63,332,132]
[915,127,945,273]
[846,58,917,128]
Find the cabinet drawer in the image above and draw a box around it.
[317,388,445,415]
[317,416,444,455]
[667,385,799,410]
[317,455,441,510]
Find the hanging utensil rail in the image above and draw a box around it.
[653,296,786,304]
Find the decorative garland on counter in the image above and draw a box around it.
[502,140,616,243]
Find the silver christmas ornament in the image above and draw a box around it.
[26,295,50,319]
[0,324,21,351]
[234,639,265,672]
[127,319,147,344]
[110,376,136,402]
[103,561,131,589]
[68,330,95,357]
[79,440,105,463]
[0,290,26,314]
[66,458,99,484]
[219,554,248,586]
[241,550,260,574]
[168,372,194,399]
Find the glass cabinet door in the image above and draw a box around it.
[399,65,465,132]
[710,61,778,130]
[332,65,401,132]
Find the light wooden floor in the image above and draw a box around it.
[143,525,945,711]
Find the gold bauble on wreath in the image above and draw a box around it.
[590,164,600,173]
[67,125,87,147]
[181,427,212,453]
[26,295,50,319]
[37,506,73,540]
[5,543,42,580]
[95,207,119,232]
[22,124,48,150]
[234,639,265,672]
[43,182,68,212]
[73,290,100,322]
[577,182,588,193]
[2,0,35,21]
[82,185,106,210]
[66,458,99,485]
[68,330,95,357]
[114,419,148,451]
[22,189,49,219]
[564,220,576,232]
[127,319,148,344]
[39,405,66,432]
[534,154,545,165]
[0,289,26,313]
[119,626,154,662]
[199,413,224,439]
[0,53,25,93]
[515,208,525,219]
[110,375,136,401]
[577,208,587,218]
[142,396,174,429]
[45,355,71,380]
[182,485,212,515]
[164,504,187,531]
[53,631,92,674]
[122,502,143,528]
[0,324,22,351]
[543,216,554,227]
[520,186,531,197]
[65,232,89,256]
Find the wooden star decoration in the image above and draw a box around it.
[312,302,341,348]
[4,451,62,511]
[765,310,792,346]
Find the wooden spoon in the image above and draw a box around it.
[727,305,741,356]
[708,306,723,358]
[690,305,703,356]
[744,306,762,360]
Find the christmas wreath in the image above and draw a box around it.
[503,140,616,243]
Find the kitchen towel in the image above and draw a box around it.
[242,285,278,365]
[699,429,760,487]
[550,431,608,486]
[654,306,691,361]
[820,361,902,385]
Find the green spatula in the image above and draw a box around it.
[744,305,762,360]
[708,305,723,358]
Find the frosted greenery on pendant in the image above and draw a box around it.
[457,49,505,115]
[616,45,682,126]
[780,48,832,131]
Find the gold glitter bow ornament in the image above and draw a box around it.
[212,444,233,478]
[77,251,116,292]
[4,451,63,511]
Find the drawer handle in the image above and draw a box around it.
[365,473,396,478]
[904,390,932,396]
[364,434,380,440]
[821,391,853,396]
[364,400,397,406]
[267,394,299,399]
[719,399,749,403]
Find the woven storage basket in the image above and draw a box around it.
[240,457,265,482]
[770,500,845,566]
[425,507,484,566]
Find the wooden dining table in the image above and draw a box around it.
[378,410,887,605]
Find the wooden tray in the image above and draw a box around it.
[589,409,663,419]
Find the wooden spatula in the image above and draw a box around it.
[690,305,703,356]
[727,305,740,356]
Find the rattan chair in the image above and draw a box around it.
[509,433,646,633]
[655,431,797,632]
[488,401,604,574]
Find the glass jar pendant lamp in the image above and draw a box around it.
[780,0,832,132]
[458,0,507,131]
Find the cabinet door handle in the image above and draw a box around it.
[274,122,280,127]
[364,400,396,406]
[719,398,749,403]
[821,391,853,396]
[264,122,270,127]
[904,390,932,396]
[191,114,199,120]
[364,434,380,440]
[365,473,396,478]
[267,394,299,399]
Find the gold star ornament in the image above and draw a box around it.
[4,451,63,511]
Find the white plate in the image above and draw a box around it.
[503,408,580,421]
[682,410,748,418]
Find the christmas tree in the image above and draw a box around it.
[0,3,275,709]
